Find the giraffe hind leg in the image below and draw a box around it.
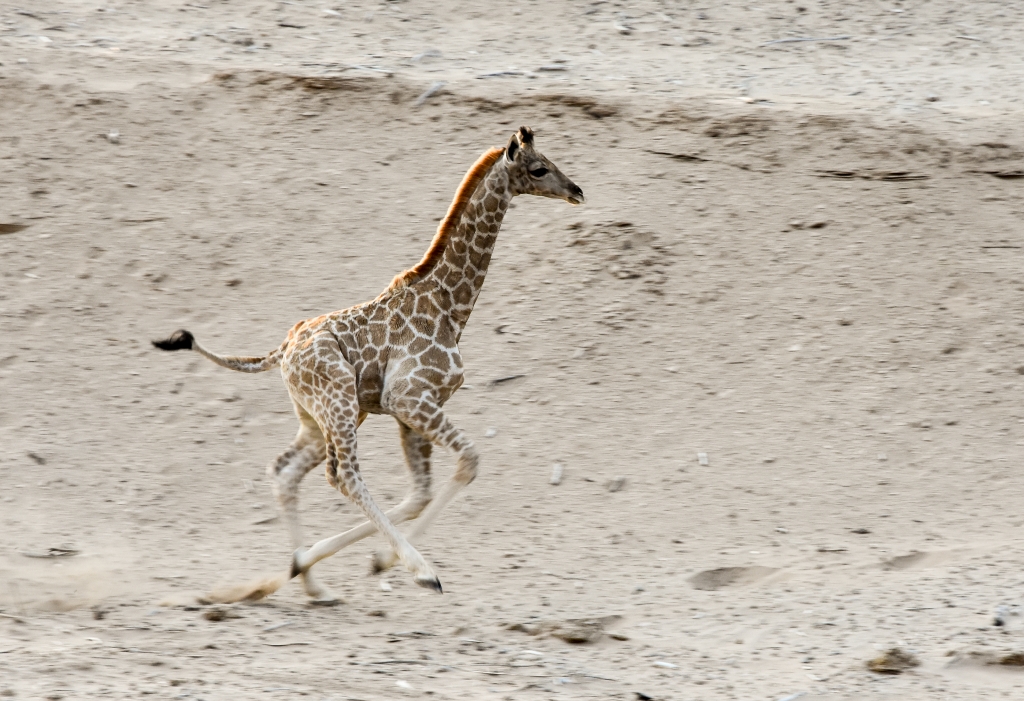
[371,419,434,574]
[267,405,339,604]
[371,390,478,573]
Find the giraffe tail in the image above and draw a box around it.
[152,329,282,373]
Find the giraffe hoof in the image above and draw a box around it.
[414,575,443,594]
[370,549,398,575]
[302,578,342,606]
[307,595,342,607]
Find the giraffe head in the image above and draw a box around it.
[504,126,584,205]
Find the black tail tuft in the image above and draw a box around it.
[152,329,195,352]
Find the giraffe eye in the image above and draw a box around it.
[528,167,549,178]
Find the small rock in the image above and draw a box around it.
[413,80,446,108]
[606,476,625,492]
[867,647,919,674]
[697,452,709,466]
[484,428,497,438]
[367,609,387,617]
[550,463,563,486]
[106,130,120,144]
[202,606,241,622]
[380,581,392,592]
[996,652,1024,666]
[653,660,678,669]
[788,220,804,230]
[851,528,871,535]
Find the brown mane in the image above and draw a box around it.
[388,146,505,291]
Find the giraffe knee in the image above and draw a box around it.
[268,448,298,478]
[269,453,305,498]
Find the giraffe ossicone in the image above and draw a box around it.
[154,126,584,602]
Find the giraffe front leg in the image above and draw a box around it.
[370,420,434,574]
[326,434,442,592]
[267,414,339,604]
[372,392,478,574]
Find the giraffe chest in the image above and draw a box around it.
[356,342,464,413]
[348,329,464,414]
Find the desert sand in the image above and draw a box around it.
[3,1,1024,699]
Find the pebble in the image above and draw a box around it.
[202,606,241,621]
[653,660,679,669]
[607,476,625,492]
[550,463,563,485]
[106,129,120,144]
[867,647,919,674]
[697,452,709,466]
[413,81,445,108]
[380,581,392,592]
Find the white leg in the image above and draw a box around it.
[294,421,433,573]
[370,392,478,573]
[291,339,442,591]
[267,410,336,602]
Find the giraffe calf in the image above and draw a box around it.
[155,127,584,601]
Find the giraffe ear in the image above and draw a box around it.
[505,133,520,163]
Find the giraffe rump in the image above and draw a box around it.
[152,328,283,373]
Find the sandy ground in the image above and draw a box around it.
[3,1,1024,699]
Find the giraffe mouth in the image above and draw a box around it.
[566,184,585,206]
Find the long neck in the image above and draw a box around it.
[424,161,513,329]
